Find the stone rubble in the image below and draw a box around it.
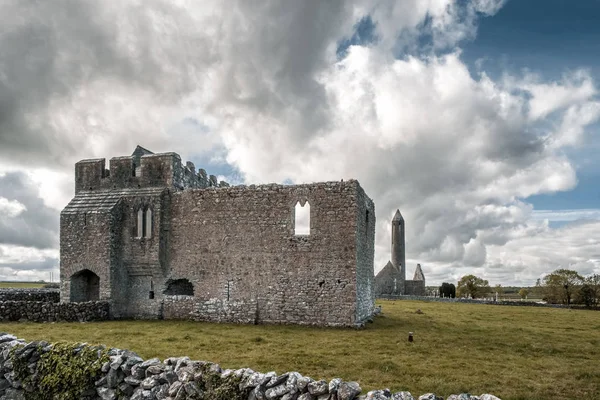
[0,334,502,400]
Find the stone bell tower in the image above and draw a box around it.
[391,209,406,294]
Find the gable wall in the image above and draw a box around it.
[166,181,365,326]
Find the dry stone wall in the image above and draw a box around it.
[0,334,502,400]
[0,301,109,322]
[0,289,59,303]
[380,295,584,309]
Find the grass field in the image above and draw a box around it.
[0,300,599,400]
[0,282,47,289]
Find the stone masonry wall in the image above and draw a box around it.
[378,295,586,309]
[0,334,502,400]
[60,206,122,303]
[162,295,259,324]
[374,263,400,296]
[404,281,426,296]
[354,184,376,322]
[0,301,109,322]
[166,180,372,327]
[0,289,59,303]
[75,153,228,194]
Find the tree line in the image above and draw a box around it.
[437,269,600,308]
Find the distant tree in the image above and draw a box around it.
[494,284,504,297]
[518,288,529,300]
[542,269,584,305]
[575,274,600,308]
[576,285,595,307]
[439,282,456,298]
[456,275,490,299]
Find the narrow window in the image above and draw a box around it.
[365,210,369,235]
[145,208,153,238]
[137,209,144,238]
[294,201,310,235]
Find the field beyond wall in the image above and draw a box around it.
[0,300,598,400]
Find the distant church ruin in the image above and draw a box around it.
[374,210,426,296]
[60,146,376,327]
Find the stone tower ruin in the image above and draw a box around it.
[391,210,406,293]
[374,209,425,296]
[60,146,377,327]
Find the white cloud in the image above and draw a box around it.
[521,71,597,121]
[0,0,599,285]
[531,209,600,222]
[0,244,59,282]
[485,221,600,285]
[0,198,26,218]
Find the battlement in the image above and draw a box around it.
[75,146,229,193]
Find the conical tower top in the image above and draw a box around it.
[392,209,404,222]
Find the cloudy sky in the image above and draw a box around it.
[1,0,599,286]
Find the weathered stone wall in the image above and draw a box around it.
[404,281,426,296]
[0,334,502,400]
[0,289,59,303]
[64,147,377,327]
[379,296,587,309]
[354,185,376,322]
[60,203,122,303]
[374,262,400,296]
[166,180,372,327]
[75,152,228,194]
[162,295,259,324]
[114,190,168,319]
[0,301,109,322]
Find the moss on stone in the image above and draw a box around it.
[197,364,249,400]
[11,341,110,400]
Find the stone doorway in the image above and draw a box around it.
[70,269,100,302]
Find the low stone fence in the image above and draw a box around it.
[0,288,60,302]
[0,301,109,322]
[378,295,574,308]
[0,334,501,400]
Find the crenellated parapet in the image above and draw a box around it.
[75,146,229,193]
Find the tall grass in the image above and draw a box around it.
[0,300,598,400]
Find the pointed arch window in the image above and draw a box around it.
[136,207,153,239]
[145,208,152,238]
[294,201,310,235]
[137,209,144,238]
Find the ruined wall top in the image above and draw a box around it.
[74,145,230,193]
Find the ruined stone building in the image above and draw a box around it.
[60,146,376,326]
[374,210,426,296]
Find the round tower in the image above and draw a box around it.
[391,209,406,294]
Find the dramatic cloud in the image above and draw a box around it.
[0,198,26,218]
[0,172,59,249]
[0,0,598,284]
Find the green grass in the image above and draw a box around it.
[1,300,599,400]
[0,282,47,288]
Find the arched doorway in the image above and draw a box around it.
[70,269,100,302]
